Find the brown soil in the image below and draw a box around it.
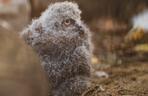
[83,62,148,96]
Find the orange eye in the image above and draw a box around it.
[63,19,75,26]
[63,19,71,26]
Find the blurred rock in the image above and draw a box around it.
[95,71,109,78]
[0,27,48,96]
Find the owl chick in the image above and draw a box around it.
[21,1,92,96]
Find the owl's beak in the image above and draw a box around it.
[76,24,85,35]
[79,26,85,34]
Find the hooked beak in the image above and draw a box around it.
[75,23,85,35]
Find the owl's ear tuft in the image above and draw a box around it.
[34,23,44,33]
[30,19,44,34]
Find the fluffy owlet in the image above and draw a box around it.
[21,1,92,96]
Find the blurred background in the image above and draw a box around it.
[0,0,148,96]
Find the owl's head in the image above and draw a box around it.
[22,2,90,52]
[39,1,89,39]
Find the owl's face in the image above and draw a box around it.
[22,2,90,52]
[40,1,89,41]
[40,2,88,38]
[51,16,88,39]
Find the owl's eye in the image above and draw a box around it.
[62,19,75,26]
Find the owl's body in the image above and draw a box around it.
[21,2,92,96]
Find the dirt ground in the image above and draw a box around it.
[83,62,148,96]
[1,11,148,96]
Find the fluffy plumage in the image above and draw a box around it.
[21,1,92,96]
